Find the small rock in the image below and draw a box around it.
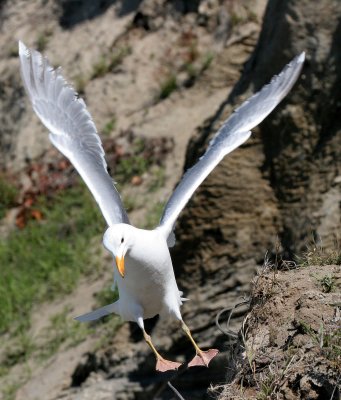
[131,175,142,186]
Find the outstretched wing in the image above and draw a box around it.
[159,53,305,240]
[19,41,129,226]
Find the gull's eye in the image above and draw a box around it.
[121,238,124,243]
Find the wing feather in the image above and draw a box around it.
[159,52,305,239]
[19,41,129,226]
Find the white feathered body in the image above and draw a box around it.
[108,227,183,322]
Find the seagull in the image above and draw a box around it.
[18,41,305,372]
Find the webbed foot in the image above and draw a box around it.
[188,348,219,368]
[156,357,182,372]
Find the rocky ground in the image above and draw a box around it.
[0,0,340,399]
[217,260,341,400]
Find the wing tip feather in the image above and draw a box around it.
[297,51,306,64]
[18,40,29,57]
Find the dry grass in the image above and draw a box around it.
[298,239,341,267]
[212,243,341,400]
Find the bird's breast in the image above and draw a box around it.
[115,249,177,319]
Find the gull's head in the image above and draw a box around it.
[103,224,134,278]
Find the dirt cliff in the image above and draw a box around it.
[217,262,341,400]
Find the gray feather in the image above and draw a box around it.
[159,52,305,239]
[75,302,119,322]
[18,41,129,227]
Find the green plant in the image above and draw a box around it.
[38,306,92,360]
[91,57,108,79]
[102,116,117,136]
[132,137,145,153]
[0,364,9,377]
[90,47,131,80]
[36,33,49,52]
[230,13,244,28]
[158,74,177,100]
[1,332,36,369]
[95,285,119,308]
[0,361,31,400]
[298,320,316,337]
[319,274,336,293]
[0,305,93,374]
[298,242,341,266]
[94,316,122,350]
[116,155,149,182]
[201,52,214,72]
[0,176,18,219]
[185,62,198,80]
[8,44,18,58]
[108,46,131,70]
[143,202,164,229]
[256,354,297,400]
[298,320,341,363]
[182,52,214,87]
[247,9,258,23]
[0,184,104,334]
[122,194,138,212]
[2,381,22,400]
[320,325,341,362]
[148,167,166,192]
[87,285,122,350]
[74,73,87,95]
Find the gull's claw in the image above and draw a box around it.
[188,348,219,368]
[156,358,182,372]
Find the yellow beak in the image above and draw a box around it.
[116,256,125,278]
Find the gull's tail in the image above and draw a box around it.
[75,301,119,322]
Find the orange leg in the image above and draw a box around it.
[143,330,182,372]
[181,322,219,367]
